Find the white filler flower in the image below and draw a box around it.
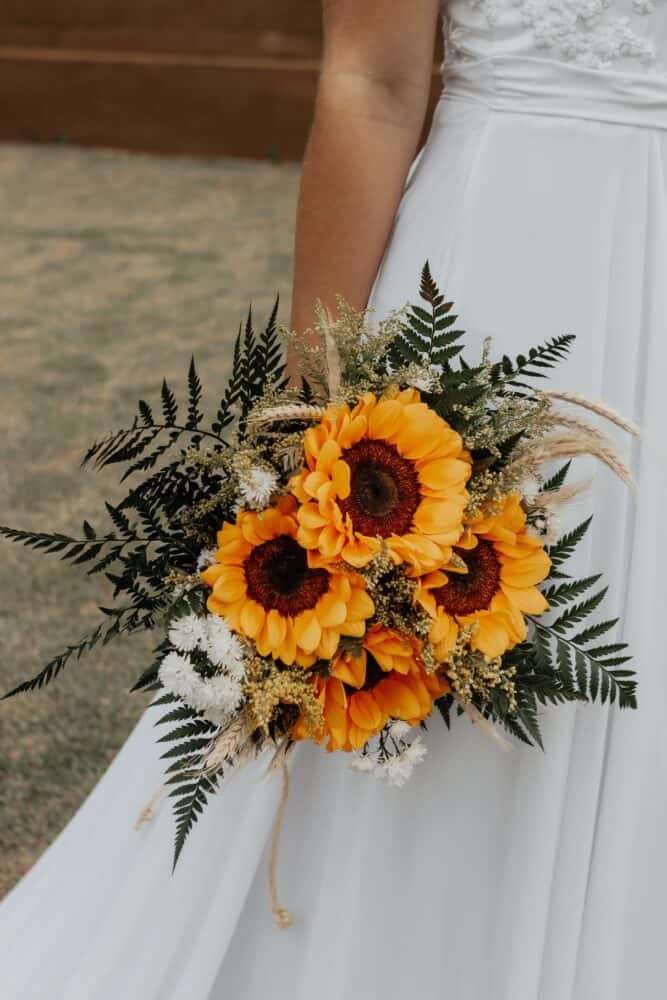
[348,754,377,774]
[168,613,206,653]
[348,731,428,787]
[237,466,278,508]
[158,651,243,723]
[387,720,412,742]
[381,737,428,787]
[203,616,246,680]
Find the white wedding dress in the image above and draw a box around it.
[2,2,667,997]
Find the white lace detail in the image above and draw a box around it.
[468,0,499,23]
[446,20,472,58]
[445,0,664,73]
[512,0,657,69]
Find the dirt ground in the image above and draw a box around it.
[0,143,300,897]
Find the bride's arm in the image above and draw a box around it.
[289,0,440,351]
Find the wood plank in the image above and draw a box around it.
[0,27,322,58]
[0,2,324,50]
[0,49,319,160]
[0,46,442,161]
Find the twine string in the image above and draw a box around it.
[133,784,165,830]
[268,759,293,930]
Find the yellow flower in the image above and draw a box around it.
[419,493,551,659]
[290,389,471,575]
[294,625,450,751]
[201,496,374,668]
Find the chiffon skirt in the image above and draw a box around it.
[1,92,666,1000]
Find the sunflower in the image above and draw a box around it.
[200,496,374,668]
[290,389,471,575]
[294,625,450,751]
[419,493,551,659]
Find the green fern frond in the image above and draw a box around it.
[389,262,466,372]
[490,335,576,391]
[186,357,204,429]
[540,460,572,494]
[542,574,601,607]
[547,516,592,569]
[548,587,608,634]
[1,610,139,698]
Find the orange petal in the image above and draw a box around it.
[292,610,322,653]
[212,572,247,603]
[500,581,549,615]
[318,627,340,660]
[328,572,352,602]
[345,586,375,622]
[324,678,348,735]
[468,613,513,658]
[303,470,330,497]
[297,503,329,531]
[500,549,551,587]
[419,458,470,490]
[347,724,371,750]
[368,399,404,440]
[318,523,346,559]
[348,690,384,732]
[413,499,466,535]
[200,564,224,588]
[332,651,367,688]
[338,413,368,450]
[331,459,351,500]
[316,439,342,475]
[373,677,421,719]
[316,592,348,628]
[239,600,265,639]
[278,628,297,666]
[342,536,378,567]
[264,609,287,649]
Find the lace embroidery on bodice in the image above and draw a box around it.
[514,0,655,68]
[444,0,666,74]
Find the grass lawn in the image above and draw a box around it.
[0,144,299,897]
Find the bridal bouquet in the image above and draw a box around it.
[1,265,637,874]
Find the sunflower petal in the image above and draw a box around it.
[368,399,404,439]
[348,690,384,732]
[468,612,513,658]
[500,581,550,614]
[316,592,348,628]
[239,600,265,639]
[373,677,421,719]
[316,439,342,475]
[332,652,367,688]
[293,610,322,653]
[331,459,351,500]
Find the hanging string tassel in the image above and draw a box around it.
[268,759,293,930]
[133,784,165,830]
[456,698,513,752]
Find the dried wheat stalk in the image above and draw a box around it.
[202,714,252,773]
[513,430,634,486]
[248,403,327,425]
[542,390,640,436]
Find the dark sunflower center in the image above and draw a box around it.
[244,536,330,616]
[433,539,501,617]
[339,439,420,538]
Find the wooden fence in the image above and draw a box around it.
[0,4,442,160]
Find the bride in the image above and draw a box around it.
[1,1,666,997]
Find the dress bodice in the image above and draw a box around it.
[439,0,667,129]
[442,0,667,76]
